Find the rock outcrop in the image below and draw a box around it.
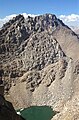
[0,95,24,120]
[0,13,79,120]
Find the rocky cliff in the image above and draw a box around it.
[0,95,24,120]
[0,13,79,120]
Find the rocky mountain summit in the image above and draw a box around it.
[0,13,67,90]
[0,13,79,120]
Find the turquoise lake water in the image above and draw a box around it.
[17,106,56,120]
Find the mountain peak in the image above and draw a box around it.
[0,13,76,59]
[39,13,57,19]
[0,13,79,120]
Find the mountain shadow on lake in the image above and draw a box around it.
[19,106,57,120]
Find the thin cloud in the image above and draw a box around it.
[59,14,79,31]
[0,14,17,28]
[59,14,79,22]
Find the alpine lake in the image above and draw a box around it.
[16,106,57,120]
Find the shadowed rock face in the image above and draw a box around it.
[0,13,79,120]
[0,95,24,120]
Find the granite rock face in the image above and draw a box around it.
[0,13,79,120]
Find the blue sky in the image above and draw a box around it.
[0,0,79,18]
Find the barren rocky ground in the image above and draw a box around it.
[0,13,79,119]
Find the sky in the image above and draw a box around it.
[0,0,79,18]
[0,0,79,28]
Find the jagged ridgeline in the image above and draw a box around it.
[0,13,79,120]
[0,14,67,91]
